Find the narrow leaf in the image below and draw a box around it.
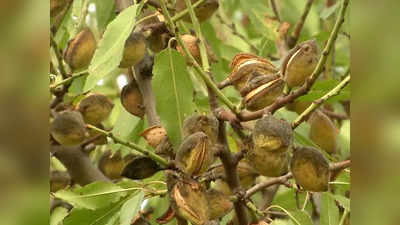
[320,192,340,225]
[120,191,145,225]
[84,5,138,91]
[50,207,69,225]
[152,49,195,147]
[54,181,127,210]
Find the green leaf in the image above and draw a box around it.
[64,200,123,225]
[91,0,115,30]
[120,191,145,225]
[54,181,127,210]
[68,74,88,95]
[297,80,350,103]
[320,192,340,225]
[152,49,195,147]
[112,101,142,140]
[269,205,313,225]
[84,5,139,91]
[50,207,69,225]
[329,193,350,211]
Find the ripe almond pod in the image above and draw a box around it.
[50,0,68,17]
[221,53,278,92]
[252,115,293,153]
[77,93,114,125]
[290,146,330,192]
[281,39,320,88]
[206,189,233,220]
[309,110,338,154]
[121,80,145,118]
[285,100,311,115]
[176,0,219,23]
[50,111,88,146]
[176,132,214,176]
[50,170,71,192]
[119,32,147,68]
[98,151,126,180]
[176,34,218,65]
[210,160,258,188]
[121,156,162,180]
[171,178,209,225]
[141,125,168,148]
[64,28,97,71]
[241,75,284,111]
[183,113,219,145]
[246,150,289,177]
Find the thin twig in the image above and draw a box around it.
[50,70,88,91]
[244,160,350,198]
[288,0,314,48]
[86,124,170,167]
[269,0,281,22]
[50,32,69,79]
[238,0,350,122]
[292,75,350,128]
[321,109,349,120]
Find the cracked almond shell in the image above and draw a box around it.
[176,132,214,176]
[141,125,168,148]
[183,113,219,145]
[282,39,319,88]
[290,146,330,192]
[206,189,233,220]
[242,76,284,111]
[77,93,114,125]
[64,28,97,71]
[171,178,209,225]
[227,53,278,92]
[176,34,217,65]
[50,110,87,146]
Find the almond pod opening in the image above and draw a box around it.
[176,132,214,176]
[141,126,168,148]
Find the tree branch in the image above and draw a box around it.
[217,121,249,225]
[269,0,281,22]
[287,0,314,48]
[292,74,350,128]
[244,160,350,198]
[87,124,171,167]
[52,145,109,185]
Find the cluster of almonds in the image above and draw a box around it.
[219,39,320,112]
[50,93,113,147]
